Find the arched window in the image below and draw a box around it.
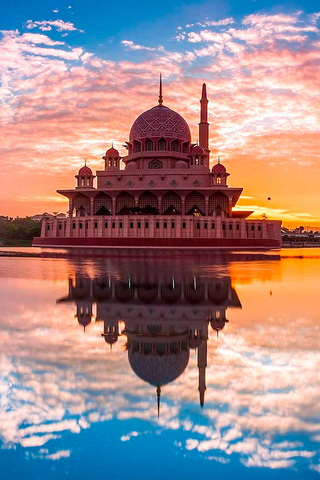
[182,142,189,154]
[171,139,179,152]
[138,191,158,214]
[80,177,85,186]
[209,192,229,215]
[162,191,182,215]
[145,138,154,151]
[148,159,163,169]
[94,193,112,215]
[208,280,229,304]
[133,141,141,153]
[158,137,167,151]
[184,282,205,304]
[86,178,91,186]
[216,174,221,184]
[185,191,205,216]
[73,194,90,217]
[116,192,135,214]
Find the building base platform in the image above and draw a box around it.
[33,237,281,249]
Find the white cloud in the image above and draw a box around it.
[25,19,84,33]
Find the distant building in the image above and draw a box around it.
[33,79,281,249]
[32,212,66,222]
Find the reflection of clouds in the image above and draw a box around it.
[0,257,319,474]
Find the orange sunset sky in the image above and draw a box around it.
[1,2,320,228]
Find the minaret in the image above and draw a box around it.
[197,329,208,407]
[199,83,210,158]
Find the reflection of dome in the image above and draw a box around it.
[189,337,203,349]
[129,105,191,143]
[210,319,227,332]
[103,334,118,345]
[212,162,226,174]
[128,349,189,386]
[78,165,92,176]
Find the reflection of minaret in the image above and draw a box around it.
[197,325,208,407]
[156,385,161,418]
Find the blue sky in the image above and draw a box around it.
[1,0,318,58]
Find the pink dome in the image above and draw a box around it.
[126,161,138,170]
[78,165,92,176]
[190,145,205,156]
[175,160,188,169]
[130,105,191,143]
[212,162,226,174]
[105,147,119,157]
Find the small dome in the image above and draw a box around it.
[126,161,138,170]
[105,147,119,157]
[78,165,92,176]
[190,145,205,156]
[212,162,226,174]
[175,160,188,169]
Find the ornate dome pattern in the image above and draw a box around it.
[78,165,92,176]
[190,145,205,155]
[105,147,120,157]
[128,349,189,386]
[130,105,191,143]
[212,162,226,174]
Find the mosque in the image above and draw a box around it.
[33,79,281,249]
[58,270,242,410]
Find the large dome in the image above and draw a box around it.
[129,105,191,143]
[128,349,189,386]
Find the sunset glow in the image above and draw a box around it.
[1,2,319,227]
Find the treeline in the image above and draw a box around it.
[0,216,41,244]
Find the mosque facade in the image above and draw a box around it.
[33,80,281,249]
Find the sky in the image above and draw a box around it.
[0,0,319,227]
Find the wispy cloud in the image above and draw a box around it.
[25,19,84,33]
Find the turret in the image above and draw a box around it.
[211,158,230,185]
[102,146,121,170]
[75,163,95,188]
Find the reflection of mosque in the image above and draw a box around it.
[58,274,241,410]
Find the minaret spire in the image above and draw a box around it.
[158,73,163,106]
[156,386,161,418]
[199,83,210,164]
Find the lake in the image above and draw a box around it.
[0,248,319,479]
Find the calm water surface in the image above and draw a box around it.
[0,248,319,479]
